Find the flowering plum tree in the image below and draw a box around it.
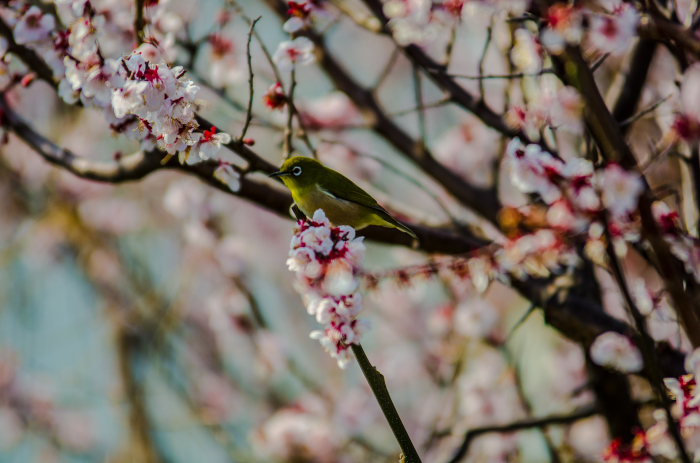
[3,0,700,462]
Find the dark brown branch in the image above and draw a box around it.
[604,221,691,462]
[116,326,162,463]
[612,40,658,135]
[352,344,422,463]
[239,16,261,141]
[262,0,502,226]
[446,406,598,463]
[0,94,487,254]
[556,45,700,348]
[283,68,296,159]
[359,0,531,143]
[134,0,146,46]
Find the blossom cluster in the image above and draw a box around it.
[505,138,644,260]
[2,0,242,189]
[603,348,700,462]
[380,0,638,55]
[539,1,638,56]
[287,209,370,369]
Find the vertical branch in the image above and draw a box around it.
[603,224,692,463]
[283,68,297,159]
[478,18,494,102]
[412,64,427,153]
[689,145,700,236]
[116,325,161,463]
[239,16,261,142]
[134,0,146,45]
[226,0,284,86]
[351,344,422,463]
[374,47,400,91]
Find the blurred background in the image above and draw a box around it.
[0,0,685,461]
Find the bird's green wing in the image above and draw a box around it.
[316,168,388,214]
[317,168,418,240]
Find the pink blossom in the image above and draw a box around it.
[434,117,500,187]
[505,138,564,204]
[383,0,439,46]
[588,4,639,56]
[206,34,244,87]
[273,37,315,73]
[631,279,655,316]
[590,331,643,373]
[540,4,583,54]
[263,82,286,110]
[298,92,362,130]
[287,210,369,368]
[13,7,55,45]
[194,126,232,161]
[284,1,316,33]
[213,162,240,192]
[597,164,644,219]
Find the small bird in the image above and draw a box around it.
[270,157,417,239]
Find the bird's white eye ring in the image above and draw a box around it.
[293,166,302,176]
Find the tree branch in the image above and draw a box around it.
[351,344,422,463]
[446,405,598,463]
[556,45,700,348]
[262,0,502,226]
[134,0,146,46]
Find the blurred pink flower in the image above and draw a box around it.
[588,3,638,56]
[590,331,643,373]
[273,37,315,73]
[597,163,644,219]
[540,4,583,54]
[13,7,55,45]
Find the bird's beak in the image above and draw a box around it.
[269,171,290,178]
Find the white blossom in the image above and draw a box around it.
[590,331,643,373]
[597,164,644,219]
[13,7,54,45]
[273,37,315,73]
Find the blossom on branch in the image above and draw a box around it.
[13,7,55,45]
[587,3,639,56]
[540,4,583,54]
[273,37,315,73]
[597,164,644,219]
[263,82,286,110]
[590,331,643,373]
[287,210,369,369]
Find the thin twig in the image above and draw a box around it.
[449,69,554,80]
[134,0,146,46]
[351,344,422,463]
[691,145,700,237]
[618,95,671,128]
[478,18,494,102]
[387,98,452,118]
[445,26,457,68]
[590,53,610,73]
[284,68,297,159]
[445,406,598,463]
[239,16,261,141]
[413,64,427,151]
[328,0,382,32]
[373,47,401,91]
[505,303,537,342]
[602,219,692,463]
[226,0,284,87]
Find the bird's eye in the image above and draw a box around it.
[293,166,302,176]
